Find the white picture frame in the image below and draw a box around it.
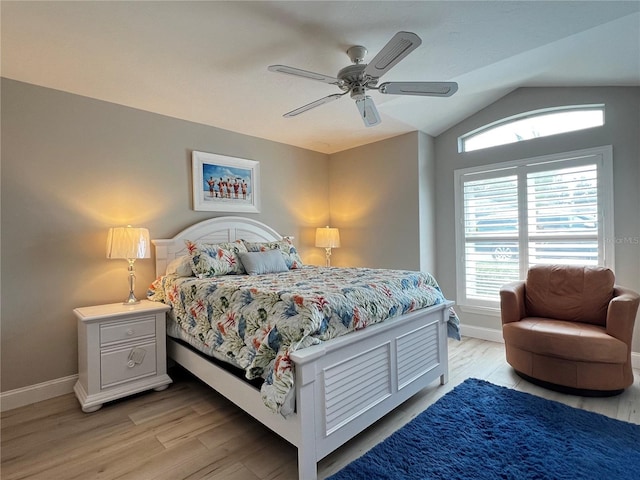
[192,151,260,213]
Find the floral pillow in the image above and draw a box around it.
[185,239,248,277]
[242,238,304,269]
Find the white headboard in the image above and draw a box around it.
[152,216,283,276]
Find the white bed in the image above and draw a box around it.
[152,216,453,480]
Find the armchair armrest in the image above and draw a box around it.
[500,280,526,325]
[606,285,640,345]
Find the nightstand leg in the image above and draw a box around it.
[82,404,102,413]
[154,384,169,392]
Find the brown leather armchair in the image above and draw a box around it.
[500,264,639,394]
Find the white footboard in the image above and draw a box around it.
[291,300,451,479]
[167,300,451,480]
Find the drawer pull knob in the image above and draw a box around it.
[127,347,146,368]
[126,329,134,336]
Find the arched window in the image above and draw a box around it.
[458,105,605,153]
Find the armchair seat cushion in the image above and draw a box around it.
[503,318,627,364]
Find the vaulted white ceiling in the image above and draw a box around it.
[3,1,639,154]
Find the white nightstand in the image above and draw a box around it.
[74,300,172,412]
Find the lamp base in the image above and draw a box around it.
[123,291,140,305]
[123,259,140,305]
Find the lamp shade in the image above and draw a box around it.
[315,226,340,248]
[106,226,150,260]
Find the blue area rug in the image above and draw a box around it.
[328,378,640,480]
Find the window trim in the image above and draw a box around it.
[454,145,614,312]
[458,104,605,153]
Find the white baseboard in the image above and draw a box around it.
[0,374,77,412]
[459,324,640,370]
[2,327,640,412]
[460,324,505,344]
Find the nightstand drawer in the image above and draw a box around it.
[100,317,156,346]
[100,342,157,388]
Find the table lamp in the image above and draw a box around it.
[106,225,150,304]
[315,226,340,267]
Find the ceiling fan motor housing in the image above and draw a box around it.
[337,64,378,92]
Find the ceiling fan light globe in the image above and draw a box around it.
[350,85,366,101]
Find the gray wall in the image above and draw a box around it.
[1,78,329,391]
[418,131,437,273]
[435,87,640,352]
[328,131,437,272]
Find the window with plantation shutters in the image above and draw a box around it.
[462,174,520,301]
[454,146,613,309]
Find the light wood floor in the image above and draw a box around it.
[2,337,639,480]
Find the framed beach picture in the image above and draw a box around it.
[192,151,261,213]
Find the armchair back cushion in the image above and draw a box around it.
[525,265,614,326]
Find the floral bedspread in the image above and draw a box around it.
[148,266,460,415]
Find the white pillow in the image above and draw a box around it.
[165,255,194,277]
[238,250,289,276]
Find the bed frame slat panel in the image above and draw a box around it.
[323,343,391,435]
[397,321,441,389]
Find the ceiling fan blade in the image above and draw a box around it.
[355,96,381,127]
[378,81,459,97]
[283,93,345,117]
[363,31,421,79]
[268,65,344,86]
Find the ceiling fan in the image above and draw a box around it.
[268,31,458,127]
